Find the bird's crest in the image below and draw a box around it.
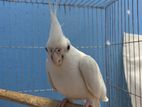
[47,0,65,46]
[48,0,58,15]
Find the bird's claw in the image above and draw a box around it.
[84,101,93,107]
[58,98,69,107]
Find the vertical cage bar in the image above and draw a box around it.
[105,6,109,107]
[137,0,142,106]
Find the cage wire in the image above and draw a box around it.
[0,0,141,107]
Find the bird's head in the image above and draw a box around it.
[45,6,71,66]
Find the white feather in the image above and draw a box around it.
[46,1,108,107]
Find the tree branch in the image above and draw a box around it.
[0,89,82,107]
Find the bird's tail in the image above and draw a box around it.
[92,99,100,107]
[102,96,109,102]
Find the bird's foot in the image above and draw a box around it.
[58,98,70,107]
[84,101,93,107]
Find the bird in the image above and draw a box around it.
[45,0,109,107]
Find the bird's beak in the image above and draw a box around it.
[51,50,64,66]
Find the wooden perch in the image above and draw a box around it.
[0,89,82,107]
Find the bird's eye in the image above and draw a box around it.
[45,47,48,52]
[67,45,70,51]
[57,49,61,53]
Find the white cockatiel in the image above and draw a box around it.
[45,1,109,107]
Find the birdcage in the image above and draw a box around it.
[0,0,141,107]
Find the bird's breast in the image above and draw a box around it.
[50,66,88,99]
[48,51,89,99]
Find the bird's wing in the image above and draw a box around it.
[47,72,57,91]
[79,55,106,100]
[46,60,57,91]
